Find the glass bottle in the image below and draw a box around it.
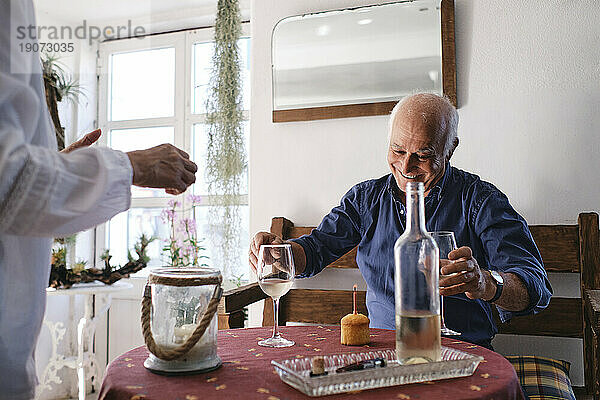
[394,182,441,363]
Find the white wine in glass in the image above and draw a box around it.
[430,231,461,336]
[257,244,295,347]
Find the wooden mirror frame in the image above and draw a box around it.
[272,0,456,123]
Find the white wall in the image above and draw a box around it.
[250,0,600,387]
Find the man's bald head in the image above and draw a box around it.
[388,93,459,160]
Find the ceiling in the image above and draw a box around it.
[34,0,250,25]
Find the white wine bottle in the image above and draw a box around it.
[394,182,441,364]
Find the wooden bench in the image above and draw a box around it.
[220,212,600,397]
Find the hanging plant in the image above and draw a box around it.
[205,0,246,279]
[41,53,86,150]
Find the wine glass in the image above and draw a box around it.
[256,244,295,347]
[429,231,461,336]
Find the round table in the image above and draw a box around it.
[99,326,524,400]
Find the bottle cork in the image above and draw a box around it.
[310,356,327,377]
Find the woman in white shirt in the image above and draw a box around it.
[0,2,197,399]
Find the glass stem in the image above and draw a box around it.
[272,297,280,338]
[440,295,446,327]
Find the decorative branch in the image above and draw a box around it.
[41,53,87,151]
[49,235,154,289]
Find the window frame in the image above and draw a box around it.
[96,25,250,278]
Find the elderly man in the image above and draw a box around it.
[250,93,552,349]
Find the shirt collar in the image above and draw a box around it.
[429,162,452,201]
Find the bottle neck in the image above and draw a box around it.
[405,184,426,234]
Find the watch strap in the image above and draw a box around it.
[488,270,503,303]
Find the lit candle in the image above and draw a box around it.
[353,284,357,314]
[173,323,197,344]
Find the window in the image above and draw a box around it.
[97,27,250,282]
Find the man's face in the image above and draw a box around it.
[387,112,447,196]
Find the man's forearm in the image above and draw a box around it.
[483,270,530,311]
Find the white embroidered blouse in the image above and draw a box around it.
[0,2,132,399]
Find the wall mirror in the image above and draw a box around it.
[271,0,455,123]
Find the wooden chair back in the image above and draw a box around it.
[261,217,366,326]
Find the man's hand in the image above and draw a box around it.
[249,232,283,274]
[439,246,531,310]
[61,129,102,153]
[126,144,198,194]
[439,246,494,300]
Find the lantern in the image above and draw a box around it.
[141,268,222,374]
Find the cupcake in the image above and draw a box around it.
[340,284,370,345]
[341,312,370,345]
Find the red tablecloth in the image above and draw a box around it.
[99,326,524,400]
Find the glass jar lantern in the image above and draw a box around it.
[141,267,223,374]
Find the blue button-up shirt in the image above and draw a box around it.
[292,165,552,348]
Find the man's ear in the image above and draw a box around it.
[446,137,459,162]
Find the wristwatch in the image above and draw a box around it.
[487,270,504,303]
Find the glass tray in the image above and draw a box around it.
[271,347,483,397]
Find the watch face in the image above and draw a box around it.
[490,270,503,284]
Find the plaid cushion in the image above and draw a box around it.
[506,355,575,400]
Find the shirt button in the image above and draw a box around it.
[400,210,404,215]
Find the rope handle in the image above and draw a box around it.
[141,284,222,361]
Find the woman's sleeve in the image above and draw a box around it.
[0,0,132,237]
